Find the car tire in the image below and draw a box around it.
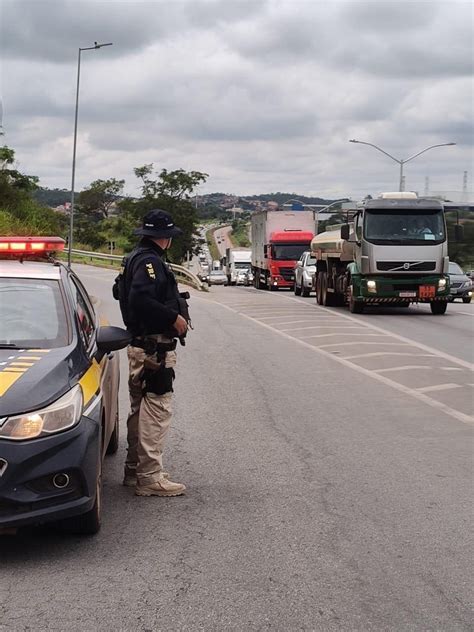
[301,283,310,298]
[294,280,302,296]
[462,297,471,304]
[430,301,448,315]
[106,407,119,456]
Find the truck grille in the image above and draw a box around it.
[377,261,436,272]
[279,267,295,281]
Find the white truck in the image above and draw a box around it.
[251,208,317,290]
[223,248,252,285]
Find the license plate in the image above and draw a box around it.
[399,291,416,298]
[419,285,436,298]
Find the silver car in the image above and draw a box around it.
[294,251,316,297]
[208,270,227,286]
[448,261,472,303]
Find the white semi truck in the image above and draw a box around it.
[223,248,252,285]
[311,192,454,314]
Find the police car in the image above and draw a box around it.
[0,237,130,534]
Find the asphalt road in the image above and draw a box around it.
[1,264,472,631]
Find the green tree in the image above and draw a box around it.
[77,178,125,219]
[0,146,63,236]
[122,165,208,262]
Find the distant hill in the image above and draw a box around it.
[33,188,73,207]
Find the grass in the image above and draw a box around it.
[230,222,251,248]
[205,227,221,262]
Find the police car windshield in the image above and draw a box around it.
[0,279,69,348]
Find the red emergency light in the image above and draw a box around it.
[0,236,66,255]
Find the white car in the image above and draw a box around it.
[294,251,316,297]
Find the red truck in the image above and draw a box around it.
[251,208,317,290]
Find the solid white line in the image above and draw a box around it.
[417,383,464,393]
[344,352,436,360]
[457,311,474,317]
[195,295,473,425]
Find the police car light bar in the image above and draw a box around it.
[0,236,66,254]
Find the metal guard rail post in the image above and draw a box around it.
[70,248,206,291]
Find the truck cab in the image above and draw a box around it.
[264,232,314,289]
[312,193,451,314]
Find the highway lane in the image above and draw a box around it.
[290,290,473,365]
[1,264,472,631]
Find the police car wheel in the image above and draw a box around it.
[106,408,120,456]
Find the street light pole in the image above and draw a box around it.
[348,139,456,193]
[68,42,113,266]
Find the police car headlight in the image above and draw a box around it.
[0,386,83,441]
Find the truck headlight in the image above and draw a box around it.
[0,385,83,441]
[463,280,472,289]
[367,280,377,293]
[438,278,447,289]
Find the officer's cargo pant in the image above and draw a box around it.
[125,336,177,486]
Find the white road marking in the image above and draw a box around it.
[269,319,336,326]
[279,294,474,371]
[375,365,433,373]
[457,311,474,317]
[417,383,464,393]
[441,367,464,371]
[318,341,413,348]
[197,295,473,426]
[306,333,388,339]
[344,352,436,360]
[280,325,365,332]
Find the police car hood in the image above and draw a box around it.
[0,345,88,417]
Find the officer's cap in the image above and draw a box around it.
[135,210,183,238]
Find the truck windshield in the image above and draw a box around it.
[364,209,445,245]
[272,243,310,260]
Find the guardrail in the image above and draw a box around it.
[70,248,206,291]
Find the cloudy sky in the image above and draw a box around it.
[1,0,472,199]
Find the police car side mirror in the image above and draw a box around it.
[96,326,131,354]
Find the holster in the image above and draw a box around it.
[142,343,176,396]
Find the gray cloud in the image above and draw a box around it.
[1,0,472,198]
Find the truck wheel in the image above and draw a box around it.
[316,274,323,305]
[349,285,364,314]
[294,280,302,296]
[462,297,472,304]
[430,301,447,314]
[301,284,310,298]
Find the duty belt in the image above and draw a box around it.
[130,337,177,354]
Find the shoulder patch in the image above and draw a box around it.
[146,262,156,279]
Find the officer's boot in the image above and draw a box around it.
[135,473,186,497]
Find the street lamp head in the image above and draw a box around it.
[446,142,456,146]
[94,42,113,48]
[349,139,358,143]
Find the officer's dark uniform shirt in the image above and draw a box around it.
[127,238,180,336]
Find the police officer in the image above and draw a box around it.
[122,210,188,496]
